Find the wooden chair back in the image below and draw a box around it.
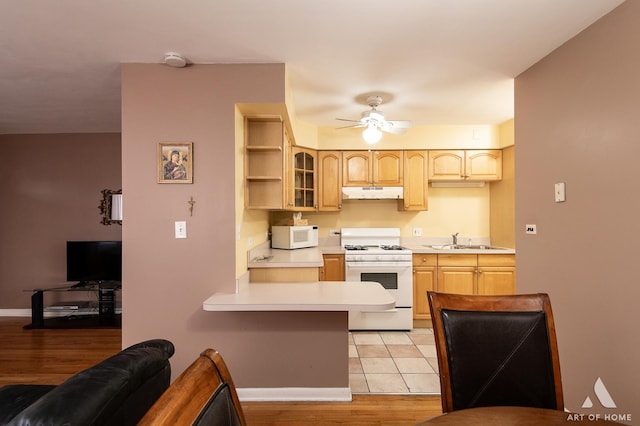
[138,348,246,426]
[428,291,564,413]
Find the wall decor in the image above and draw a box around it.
[158,142,193,183]
[99,189,122,225]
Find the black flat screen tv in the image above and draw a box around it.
[66,241,122,283]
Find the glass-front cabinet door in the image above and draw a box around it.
[288,147,317,210]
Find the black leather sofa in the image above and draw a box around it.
[0,339,174,426]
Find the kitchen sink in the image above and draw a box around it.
[425,244,506,250]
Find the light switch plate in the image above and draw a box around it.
[175,221,187,239]
[554,182,566,203]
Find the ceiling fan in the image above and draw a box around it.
[336,95,413,144]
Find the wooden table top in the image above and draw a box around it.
[416,406,623,425]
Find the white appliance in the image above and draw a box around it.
[342,186,404,200]
[271,225,319,250]
[341,227,413,330]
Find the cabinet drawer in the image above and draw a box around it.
[437,254,477,267]
[478,254,515,267]
[412,253,437,267]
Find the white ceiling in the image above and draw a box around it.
[0,0,625,135]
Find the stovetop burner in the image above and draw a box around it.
[344,244,408,252]
[344,245,368,251]
[380,245,405,251]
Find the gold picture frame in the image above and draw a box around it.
[158,142,193,184]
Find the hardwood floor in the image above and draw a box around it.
[0,317,443,424]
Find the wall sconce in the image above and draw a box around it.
[362,123,382,145]
[99,189,122,225]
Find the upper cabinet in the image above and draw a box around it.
[287,147,317,211]
[244,116,286,210]
[318,151,342,211]
[245,115,319,211]
[399,150,428,211]
[343,151,403,187]
[428,150,502,182]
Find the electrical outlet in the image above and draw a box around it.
[525,224,537,234]
[248,237,254,247]
[412,227,422,237]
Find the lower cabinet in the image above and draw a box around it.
[319,254,345,281]
[436,254,477,295]
[412,254,437,320]
[477,254,516,295]
[412,253,516,319]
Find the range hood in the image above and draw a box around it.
[342,186,404,200]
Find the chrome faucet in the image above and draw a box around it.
[452,232,459,245]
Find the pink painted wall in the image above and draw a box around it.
[515,1,638,418]
[0,133,121,308]
[120,63,347,388]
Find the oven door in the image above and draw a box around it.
[344,261,412,307]
[345,261,413,330]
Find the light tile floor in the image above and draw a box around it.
[349,328,441,394]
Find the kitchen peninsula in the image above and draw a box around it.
[202,278,394,401]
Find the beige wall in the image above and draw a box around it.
[270,186,491,242]
[516,0,638,417]
[121,63,348,388]
[490,145,515,248]
[0,133,122,308]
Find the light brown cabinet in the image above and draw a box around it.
[477,254,516,295]
[412,253,516,317]
[245,116,318,211]
[286,147,317,211]
[428,150,502,182]
[317,151,342,211]
[412,254,437,320]
[436,253,515,295]
[399,150,428,211]
[244,117,286,209]
[319,254,345,281]
[343,151,403,187]
[436,254,478,295]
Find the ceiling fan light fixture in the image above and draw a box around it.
[362,124,382,145]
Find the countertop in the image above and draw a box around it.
[203,281,396,312]
[403,243,516,254]
[248,246,324,268]
[248,243,515,269]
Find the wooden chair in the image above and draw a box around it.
[138,348,246,426]
[427,291,564,413]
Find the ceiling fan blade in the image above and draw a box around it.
[385,120,413,128]
[336,118,363,123]
[380,126,407,135]
[379,120,412,134]
[336,123,366,130]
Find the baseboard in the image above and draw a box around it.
[0,309,31,317]
[237,387,352,402]
[0,308,122,317]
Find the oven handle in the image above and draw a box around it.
[345,262,412,268]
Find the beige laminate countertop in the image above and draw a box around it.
[247,242,515,269]
[248,246,324,268]
[203,281,396,312]
[403,243,516,255]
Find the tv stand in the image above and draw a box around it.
[26,282,121,329]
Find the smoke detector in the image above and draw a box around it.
[164,52,187,68]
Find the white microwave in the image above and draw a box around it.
[271,225,319,249]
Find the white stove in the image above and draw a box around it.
[341,228,413,331]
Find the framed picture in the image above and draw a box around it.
[158,142,193,184]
